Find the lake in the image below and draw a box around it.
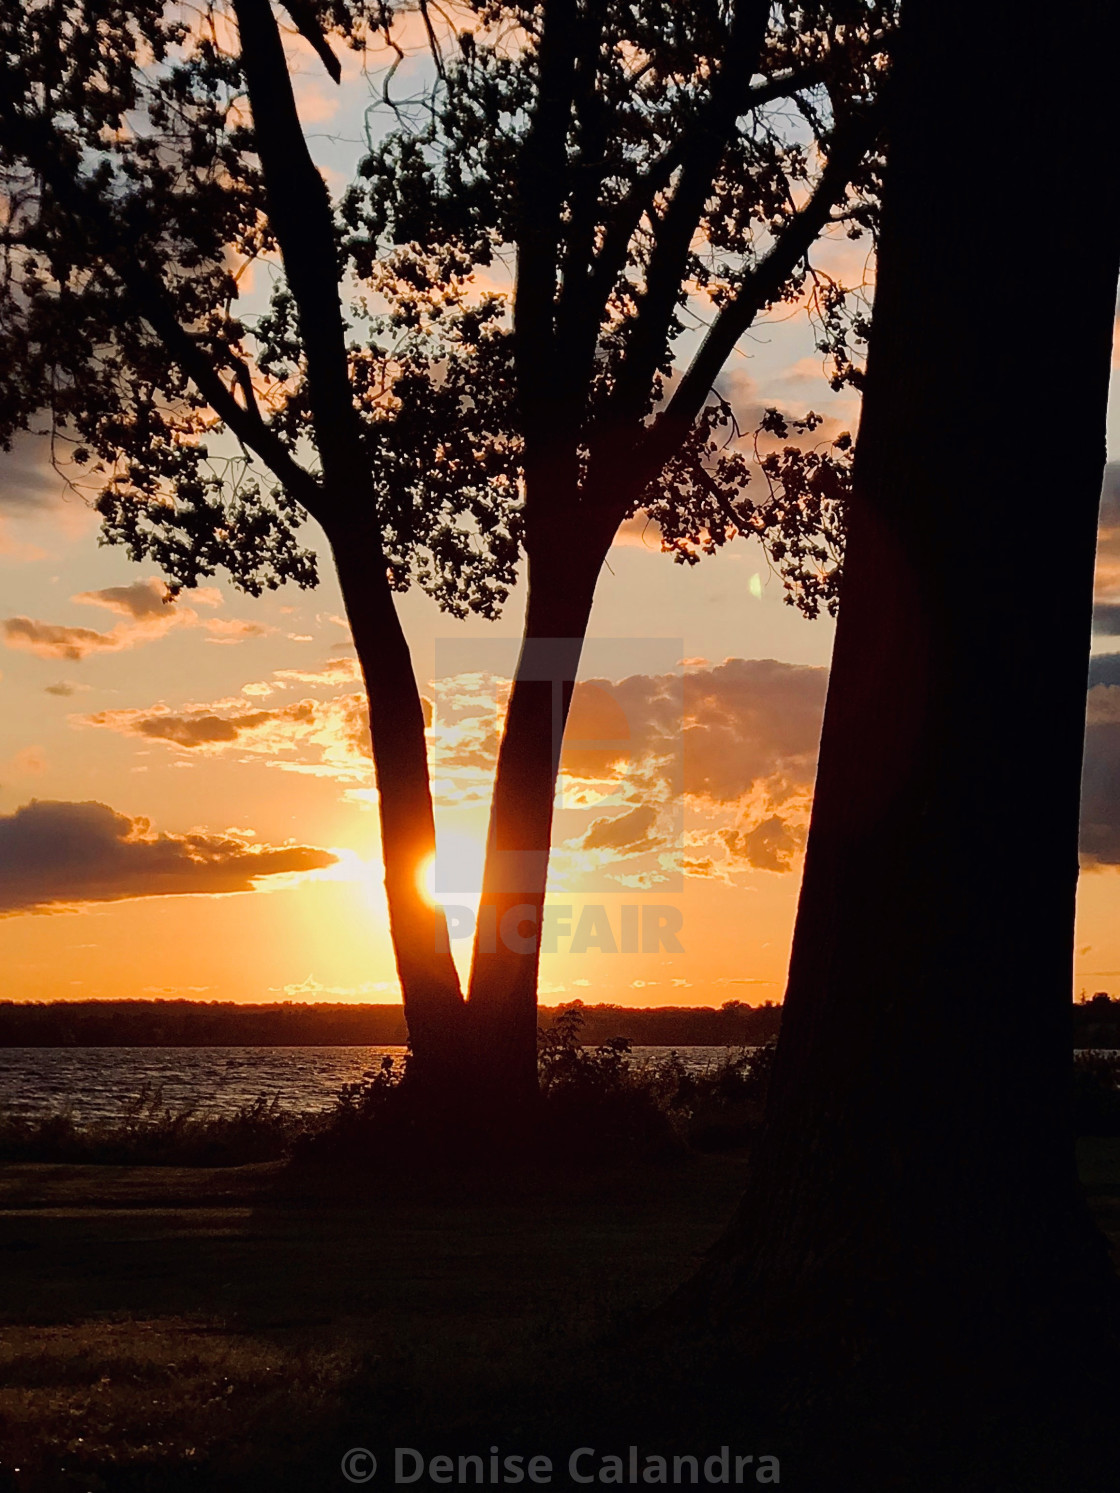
[0,1045,741,1123]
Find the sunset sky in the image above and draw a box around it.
[1,17,1119,1009]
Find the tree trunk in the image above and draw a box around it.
[466,513,616,1114]
[697,0,1120,1397]
[328,517,466,1087]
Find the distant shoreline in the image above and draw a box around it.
[2,996,1118,1048]
[0,998,780,1049]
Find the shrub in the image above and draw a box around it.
[0,1085,311,1166]
[1073,1050,1120,1136]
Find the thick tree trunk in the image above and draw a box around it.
[697,0,1120,1394]
[328,517,466,1086]
[466,515,615,1113]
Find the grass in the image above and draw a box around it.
[0,1142,1117,1492]
[1,1033,1118,1492]
[0,1150,756,1491]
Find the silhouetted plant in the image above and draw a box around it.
[1072,1051,1120,1137]
[0,1086,309,1165]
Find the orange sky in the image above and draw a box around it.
[1,16,1118,1009]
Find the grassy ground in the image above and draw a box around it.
[0,1143,1117,1493]
[0,1152,754,1491]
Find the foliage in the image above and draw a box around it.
[1072,1050,1120,1137]
[537,1011,776,1154]
[0,0,893,617]
[295,1009,778,1166]
[3,1043,1115,1167]
[0,1085,309,1165]
[352,0,892,607]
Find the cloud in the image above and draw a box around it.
[111,703,316,749]
[0,799,337,915]
[583,804,658,851]
[1090,654,1120,689]
[3,617,124,662]
[1094,464,1120,624]
[201,617,269,645]
[718,813,803,873]
[84,694,372,779]
[1081,719,1120,868]
[3,578,267,660]
[73,577,178,621]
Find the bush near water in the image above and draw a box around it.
[2,1002,1118,1166]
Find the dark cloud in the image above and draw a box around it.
[3,580,263,661]
[1081,729,1120,866]
[132,706,313,749]
[44,682,79,698]
[84,694,372,781]
[563,658,827,804]
[556,658,827,879]
[718,813,803,873]
[0,799,337,915]
[1082,683,1120,867]
[3,616,119,661]
[1089,654,1120,689]
[86,699,320,749]
[1101,463,1120,525]
[583,804,658,852]
[1094,464,1120,627]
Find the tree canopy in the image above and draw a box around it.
[0,0,889,621]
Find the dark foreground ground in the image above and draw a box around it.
[0,1143,1118,1493]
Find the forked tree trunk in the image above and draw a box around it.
[466,517,616,1111]
[329,518,466,1086]
[696,0,1120,1395]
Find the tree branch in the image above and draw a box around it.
[232,0,371,499]
[0,85,326,519]
[555,5,608,377]
[603,105,880,503]
[605,0,771,427]
[513,0,580,447]
[579,60,829,347]
[281,0,342,83]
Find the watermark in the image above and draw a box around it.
[430,636,686,900]
[342,1447,378,1483]
[341,1446,780,1485]
[437,903,684,955]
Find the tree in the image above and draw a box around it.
[353,0,889,1108]
[685,0,1120,1455]
[0,0,474,1086]
[0,0,887,1108]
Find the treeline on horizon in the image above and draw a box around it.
[1,995,1118,1049]
[0,997,782,1049]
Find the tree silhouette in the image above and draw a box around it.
[678,0,1120,1467]
[349,0,888,1107]
[0,1,886,1105]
